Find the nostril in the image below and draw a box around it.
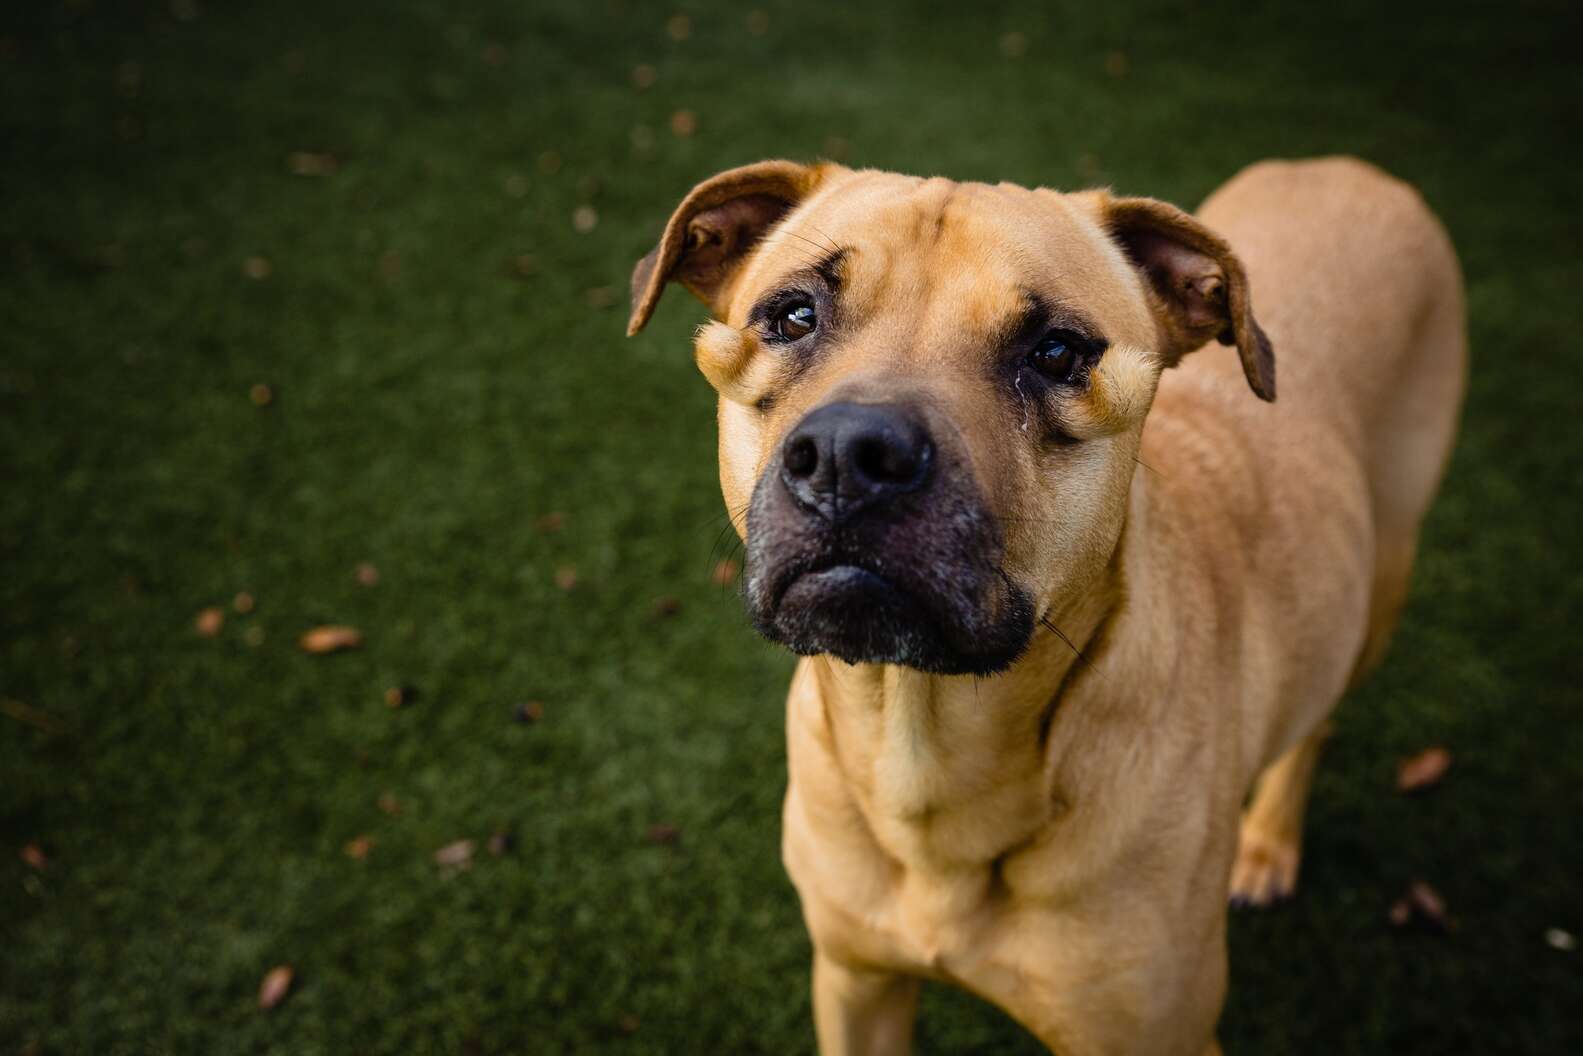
[784,436,819,479]
[852,432,926,485]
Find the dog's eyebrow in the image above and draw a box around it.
[997,288,1106,347]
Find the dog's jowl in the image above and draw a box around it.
[628,157,1465,1056]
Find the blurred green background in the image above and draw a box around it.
[3,0,1580,1052]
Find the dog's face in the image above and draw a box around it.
[629,162,1272,675]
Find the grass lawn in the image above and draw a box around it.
[2,0,1580,1052]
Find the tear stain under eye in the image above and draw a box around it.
[1014,373,1031,433]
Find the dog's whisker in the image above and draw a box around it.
[798,220,844,256]
[1133,456,1164,478]
[1038,613,1106,682]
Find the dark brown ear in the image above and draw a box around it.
[626,160,827,336]
[1101,195,1275,401]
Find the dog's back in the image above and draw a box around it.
[1148,156,1467,766]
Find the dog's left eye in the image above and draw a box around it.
[1028,331,1088,383]
[776,301,818,340]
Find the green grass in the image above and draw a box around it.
[2,1,1580,1052]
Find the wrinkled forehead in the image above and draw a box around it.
[734,170,1154,349]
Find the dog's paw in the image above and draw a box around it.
[1228,821,1300,909]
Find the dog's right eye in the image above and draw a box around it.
[775,301,818,340]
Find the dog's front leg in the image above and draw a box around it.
[812,951,921,1055]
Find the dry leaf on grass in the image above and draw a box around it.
[344,835,374,860]
[434,839,475,867]
[1397,746,1452,792]
[258,965,294,1009]
[1388,880,1450,932]
[249,382,274,406]
[20,843,48,870]
[669,109,697,137]
[652,596,681,618]
[286,151,338,176]
[384,685,416,708]
[354,562,380,587]
[195,607,225,638]
[513,701,545,724]
[487,830,515,856]
[710,558,740,586]
[298,626,363,654]
[644,823,679,846]
[377,792,401,816]
[554,567,578,591]
[535,511,564,532]
[232,591,255,614]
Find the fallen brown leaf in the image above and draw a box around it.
[249,382,274,406]
[384,685,416,708]
[20,843,47,870]
[233,591,255,614]
[631,63,657,89]
[666,13,691,40]
[195,607,225,638]
[1396,746,1452,793]
[514,701,545,724]
[710,558,740,586]
[298,626,363,654]
[669,109,698,137]
[1389,879,1451,932]
[644,823,679,846]
[434,839,475,867]
[242,256,272,280]
[344,835,374,860]
[1,699,66,735]
[554,566,578,591]
[286,151,338,176]
[355,562,380,587]
[535,511,564,532]
[258,965,294,1009]
[377,792,401,816]
[653,596,682,618]
[508,254,537,279]
[487,829,515,856]
[619,1013,641,1034]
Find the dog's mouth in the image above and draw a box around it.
[742,481,1036,676]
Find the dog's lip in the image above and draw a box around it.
[772,556,897,606]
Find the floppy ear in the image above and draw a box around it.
[626,160,828,336]
[1100,194,1276,401]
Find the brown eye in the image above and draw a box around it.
[776,301,817,340]
[1028,331,1081,382]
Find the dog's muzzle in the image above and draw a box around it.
[742,400,1034,676]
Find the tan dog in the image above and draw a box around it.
[627,156,1465,1055]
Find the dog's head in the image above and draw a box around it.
[628,161,1273,676]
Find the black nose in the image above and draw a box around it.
[780,402,933,520]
